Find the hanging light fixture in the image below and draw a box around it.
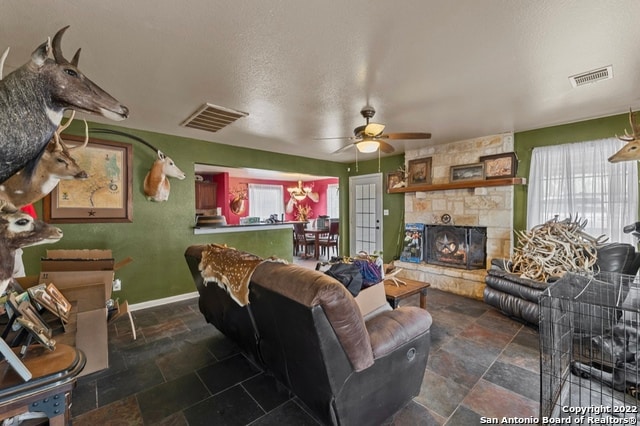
[288,180,318,202]
[356,138,380,153]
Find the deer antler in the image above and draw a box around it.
[54,112,89,151]
[618,108,639,142]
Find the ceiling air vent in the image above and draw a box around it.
[181,103,249,133]
[569,65,613,88]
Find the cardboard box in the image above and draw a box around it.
[34,249,133,376]
[354,283,390,320]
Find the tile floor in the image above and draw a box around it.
[70,264,540,425]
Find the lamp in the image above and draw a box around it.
[356,139,380,153]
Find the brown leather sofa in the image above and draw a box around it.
[484,242,640,325]
[185,244,432,426]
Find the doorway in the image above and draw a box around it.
[349,173,383,256]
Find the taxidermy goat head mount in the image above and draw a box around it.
[609,109,640,163]
[0,25,128,184]
[92,129,185,202]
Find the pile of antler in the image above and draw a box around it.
[510,215,608,282]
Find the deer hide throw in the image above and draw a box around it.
[198,243,284,306]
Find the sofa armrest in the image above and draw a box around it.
[365,307,432,359]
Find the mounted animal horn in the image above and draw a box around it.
[90,128,185,201]
[608,109,640,163]
[52,26,72,64]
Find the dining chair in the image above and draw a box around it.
[293,222,315,258]
[318,221,339,258]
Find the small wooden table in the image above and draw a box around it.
[383,277,430,309]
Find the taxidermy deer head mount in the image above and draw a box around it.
[608,109,640,163]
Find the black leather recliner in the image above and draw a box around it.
[483,242,640,325]
[185,245,432,426]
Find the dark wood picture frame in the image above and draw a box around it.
[479,152,518,179]
[386,171,405,190]
[44,135,133,223]
[407,157,432,187]
[450,163,485,182]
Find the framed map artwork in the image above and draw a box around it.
[44,135,133,223]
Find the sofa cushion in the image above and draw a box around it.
[251,261,375,371]
[365,307,432,358]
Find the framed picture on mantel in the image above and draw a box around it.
[450,163,485,182]
[407,157,432,187]
[479,152,518,179]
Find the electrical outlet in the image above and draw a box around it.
[112,279,122,291]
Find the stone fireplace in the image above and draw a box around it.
[396,133,515,300]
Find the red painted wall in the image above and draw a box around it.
[212,176,339,225]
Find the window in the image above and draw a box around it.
[327,183,339,218]
[248,184,284,220]
[527,138,638,244]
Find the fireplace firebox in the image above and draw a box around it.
[425,225,487,270]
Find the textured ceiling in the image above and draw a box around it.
[2,1,640,163]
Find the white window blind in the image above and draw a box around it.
[527,138,638,244]
[248,184,284,220]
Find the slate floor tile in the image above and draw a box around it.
[462,379,539,419]
[241,373,292,412]
[483,361,540,401]
[72,395,143,426]
[97,361,165,406]
[137,372,211,424]
[249,401,321,426]
[183,384,265,426]
[69,288,546,425]
[197,353,261,395]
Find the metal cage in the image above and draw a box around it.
[539,271,640,422]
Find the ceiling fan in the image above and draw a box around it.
[320,106,432,154]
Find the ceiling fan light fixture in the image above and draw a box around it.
[356,140,380,153]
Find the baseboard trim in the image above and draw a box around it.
[129,291,199,312]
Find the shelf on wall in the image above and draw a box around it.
[387,177,526,194]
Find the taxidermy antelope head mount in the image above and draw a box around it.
[92,129,186,202]
[608,109,640,163]
[0,26,128,183]
[0,112,89,208]
[0,201,63,296]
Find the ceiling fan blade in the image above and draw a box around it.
[331,143,355,154]
[381,132,432,140]
[363,123,385,137]
[378,141,396,153]
[314,136,354,141]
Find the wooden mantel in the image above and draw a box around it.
[387,177,526,194]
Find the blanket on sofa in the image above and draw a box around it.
[199,244,284,306]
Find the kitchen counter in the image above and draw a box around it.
[193,222,294,235]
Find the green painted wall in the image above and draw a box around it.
[23,112,630,304]
[22,122,349,304]
[513,111,636,232]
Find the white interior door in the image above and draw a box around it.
[349,173,383,256]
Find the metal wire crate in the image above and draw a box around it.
[539,271,640,422]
